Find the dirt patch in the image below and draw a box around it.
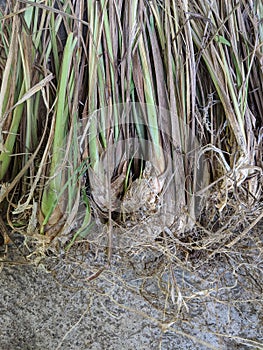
[0,222,262,350]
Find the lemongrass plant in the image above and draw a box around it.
[0,1,87,239]
[0,0,262,246]
[82,0,210,230]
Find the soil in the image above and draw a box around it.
[0,224,262,350]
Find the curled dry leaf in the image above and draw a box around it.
[88,160,128,213]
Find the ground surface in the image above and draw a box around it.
[0,230,262,350]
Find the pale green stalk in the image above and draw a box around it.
[41,33,77,219]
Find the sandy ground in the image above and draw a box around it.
[0,233,262,350]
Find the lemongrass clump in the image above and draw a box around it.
[0,0,261,250]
